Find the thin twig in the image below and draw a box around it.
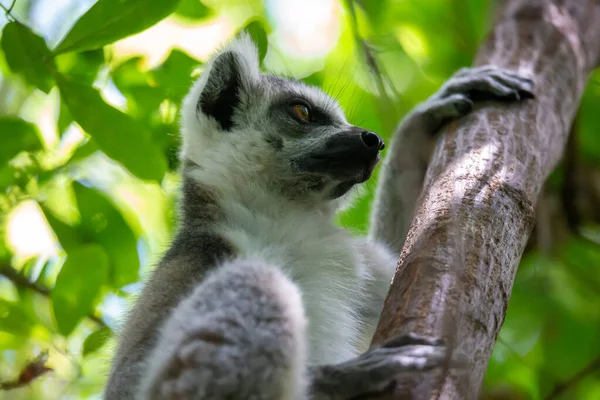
[1,264,50,295]
[544,354,600,399]
[6,0,16,14]
[0,351,52,391]
[344,0,390,102]
[0,0,17,20]
[0,264,109,328]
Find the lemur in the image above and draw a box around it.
[104,33,534,399]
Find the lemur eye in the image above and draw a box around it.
[292,103,311,122]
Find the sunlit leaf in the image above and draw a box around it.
[53,0,183,55]
[52,244,109,336]
[0,117,43,165]
[174,0,212,21]
[1,21,55,93]
[73,182,141,288]
[56,74,167,182]
[83,326,112,355]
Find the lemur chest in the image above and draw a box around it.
[218,207,365,364]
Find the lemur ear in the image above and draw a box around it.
[198,33,260,130]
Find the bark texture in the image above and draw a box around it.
[370,0,600,398]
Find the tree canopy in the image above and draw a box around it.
[0,0,599,399]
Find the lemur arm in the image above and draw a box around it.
[356,66,535,347]
[369,66,535,253]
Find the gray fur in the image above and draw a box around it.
[105,32,533,400]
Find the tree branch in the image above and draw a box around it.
[0,351,52,391]
[1,264,50,295]
[371,0,600,398]
[0,264,109,328]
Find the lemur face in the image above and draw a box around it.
[181,34,384,200]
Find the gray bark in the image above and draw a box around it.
[370,0,600,398]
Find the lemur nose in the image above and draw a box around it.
[361,131,385,151]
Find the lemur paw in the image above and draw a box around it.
[444,65,534,101]
[358,333,446,376]
[417,65,534,134]
[310,333,448,399]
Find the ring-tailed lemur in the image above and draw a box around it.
[104,34,534,399]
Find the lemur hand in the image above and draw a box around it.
[309,333,448,400]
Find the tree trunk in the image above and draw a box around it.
[370,0,600,399]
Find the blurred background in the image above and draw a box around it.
[0,0,599,399]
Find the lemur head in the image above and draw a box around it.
[181,33,384,203]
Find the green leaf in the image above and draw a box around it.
[174,0,212,21]
[1,22,55,93]
[111,58,163,119]
[56,48,105,85]
[58,102,73,136]
[112,51,198,115]
[73,182,140,288]
[56,74,167,182]
[542,309,600,377]
[148,123,181,171]
[150,49,200,104]
[243,20,268,63]
[579,88,600,164]
[41,205,83,252]
[112,57,150,90]
[69,140,99,164]
[0,117,43,164]
[0,300,35,336]
[53,0,183,55]
[0,165,17,190]
[357,0,388,24]
[302,71,325,88]
[52,244,109,336]
[83,326,112,355]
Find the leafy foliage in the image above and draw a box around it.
[1,21,54,92]
[0,0,599,399]
[0,117,42,164]
[53,0,183,54]
[57,74,167,181]
[51,243,109,335]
